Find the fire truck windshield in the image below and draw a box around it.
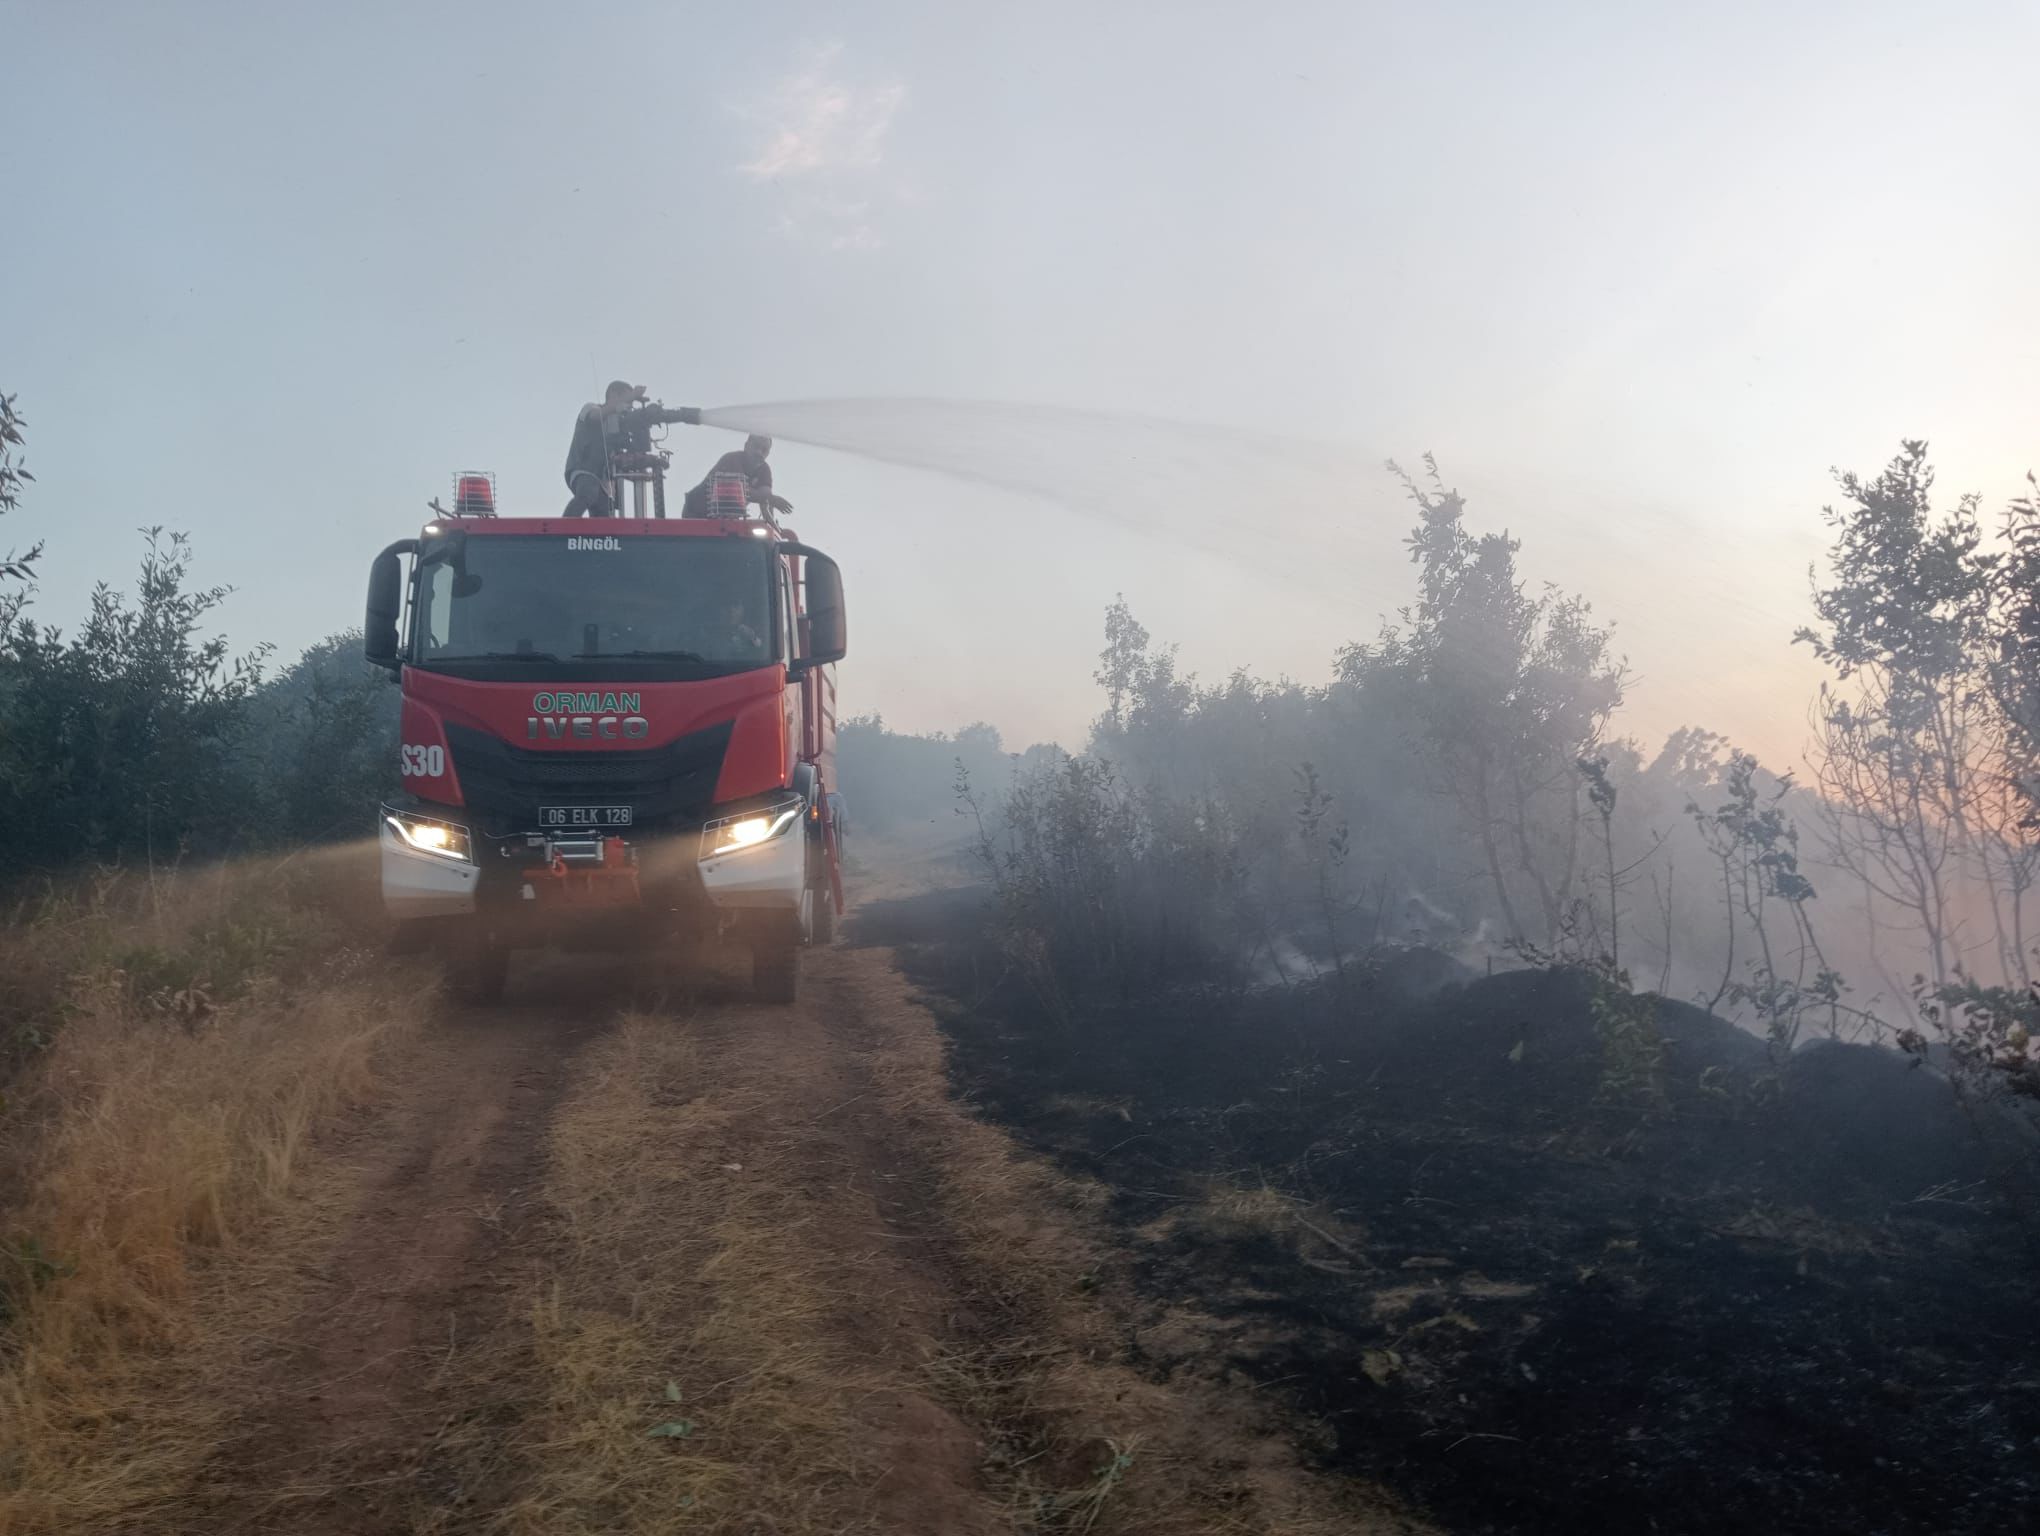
[411,534,778,680]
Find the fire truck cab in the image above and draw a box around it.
[363,473,846,1003]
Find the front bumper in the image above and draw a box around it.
[379,796,809,924]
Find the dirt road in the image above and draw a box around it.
[185,985,603,1533]
[154,924,1417,1534]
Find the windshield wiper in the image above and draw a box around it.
[589,649,715,663]
[431,648,749,666]
[433,650,564,663]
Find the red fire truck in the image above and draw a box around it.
[362,462,846,1003]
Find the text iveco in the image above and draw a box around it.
[527,691,648,741]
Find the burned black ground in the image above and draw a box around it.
[850,888,2040,1536]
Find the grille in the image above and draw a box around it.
[444,720,732,831]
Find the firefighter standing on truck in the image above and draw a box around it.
[683,434,793,519]
[561,380,644,518]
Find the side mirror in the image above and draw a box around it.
[365,540,415,671]
[801,552,847,665]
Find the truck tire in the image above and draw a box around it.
[388,918,432,956]
[449,928,509,1004]
[751,919,801,1004]
[809,840,836,947]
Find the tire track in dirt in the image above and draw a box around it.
[184,969,618,1535]
[742,967,994,1530]
[504,950,1004,1534]
[758,950,1042,1530]
[494,928,1422,1533]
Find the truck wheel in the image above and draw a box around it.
[449,930,509,1004]
[752,928,800,1004]
[809,842,836,947]
[388,918,432,956]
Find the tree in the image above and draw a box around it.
[248,631,400,843]
[954,720,1004,754]
[1093,595,1151,735]
[1091,594,1195,753]
[1797,442,2035,988]
[1685,749,1850,1057]
[1,391,43,632]
[1337,457,1627,944]
[1293,760,1352,977]
[0,529,268,868]
[1984,473,2040,826]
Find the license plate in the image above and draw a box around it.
[541,806,633,828]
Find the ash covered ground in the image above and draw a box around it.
[853,886,2040,1536]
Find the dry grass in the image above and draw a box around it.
[1038,1093,1136,1123]
[0,850,431,1536]
[1711,1200,1898,1258]
[1178,1178,1373,1269]
[1199,1180,1304,1235]
[505,1011,886,1535]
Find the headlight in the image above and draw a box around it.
[384,809,474,863]
[700,796,804,860]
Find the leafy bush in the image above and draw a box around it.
[962,751,1251,1020]
[1903,978,2040,1105]
[248,630,399,843]
[0,530,268,869]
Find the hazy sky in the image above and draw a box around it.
[7,1,2038,765]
